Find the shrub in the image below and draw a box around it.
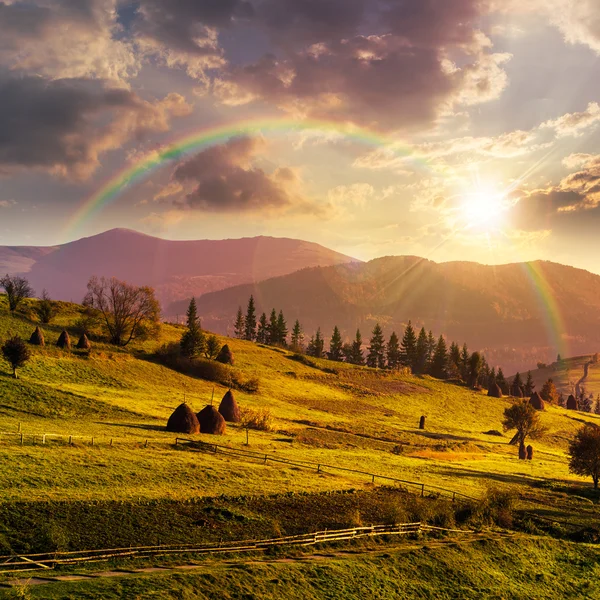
[241,407,273,431]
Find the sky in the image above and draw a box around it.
[1,0,600,272]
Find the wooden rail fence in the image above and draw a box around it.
[175,438,476,502]
[0,522,470,574]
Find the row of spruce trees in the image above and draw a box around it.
[232,296,526,386]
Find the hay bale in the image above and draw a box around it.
[567,394,578,410]
[166,403,200,434]
[510,384,523,398]
[529,392,545,410]
[216,344,234,365]
[197,405,226,435]
[487,382,503,398]
[518,442,527,460]
[526,445,533,460]
[419,415,426,430]
[29,326,45,346]
[218,389,241,423]
[76,333,91,350]
[56,330,71,350]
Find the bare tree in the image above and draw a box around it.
[84,276,160,346]
[0,275,34,312]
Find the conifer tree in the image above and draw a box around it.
[496,367,508,394]
[468,351,482,387]
[524,371,535,395]
[342,343,353,363]
[349,329,364,365]
[244,295,257,341]
[427,330,436,366]
[256,313,268,344]
[386,331,401,370]
[367,323,386,369]
[180,297,206,358]
[400,321,417,370]
[460,343,470,382]
[415,327,429,374]
[234,307,245,339]
[268,309,278,345]
[308,328,325,358]
[540,378,559,404]
[291,320,304,352]
[430,335,448,379]
[276,310,288,347]
[328,326,343,361]
[488,367,497,389]
[513,372,523,393]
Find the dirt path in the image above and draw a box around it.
[575,361,593,398]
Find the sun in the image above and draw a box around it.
[459,187,508,231]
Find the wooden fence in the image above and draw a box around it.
[175,438,476,502]
[0,522,471,574]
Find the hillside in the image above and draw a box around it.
[1,229,358,307]
[192,256,600,372]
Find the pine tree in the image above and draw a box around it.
[513,372,523,390]
[234,307,245,339]
[524,371,535,395]
[180,297,206,358]
[367,323,386,369]
[488,367,496,389]
[276,310,288,347]
[400,321,417,370]
[479,355,490,387]
[291,320,304,352]
[468,351,482,387]
[267,309,278,345]
[349,329,364,365]
[328,326,343,361]
[540,378,559,404]
[204,334,221,359]
[415,327,429,374]
[447,342,461,379]
[460,343,470,382]
[342,343,353,363]
[427,330,436,366]
[244,295,257,341]
[496,367,508,394]
[430,335,448,379]
[386,331,401,370]
[256,313,268,344]
[313,328,325,358]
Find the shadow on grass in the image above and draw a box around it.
[98,422,166,432]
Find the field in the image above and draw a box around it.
[0,294,599,596]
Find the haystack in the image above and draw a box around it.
[216,344,234,365]
[529,392,545,410]
[567,394,578,410]
[518,442,527,460]
[76,333,91,350]
[56,330,71,350]
[487,383,503,398]
[166,403,200,434]
[510,383,523,398]
[218,389,241,423]
[29,326,45,346]
[197,405,226,435]
[526,445,533,460]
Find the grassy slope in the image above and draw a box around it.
[1,294,599,506]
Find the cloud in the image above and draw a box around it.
[0,0,138,81]
[547,0,600,54]
[170,135,317,214]
[0,198,15,208]
[0,72,192,179]
[541,102,600,138]
[327,183,374,209]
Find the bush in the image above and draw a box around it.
[456,487,516,529]
[241,407,273,431]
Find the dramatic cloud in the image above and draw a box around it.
[548,0,600,54]
[0,73,191,179]
[541,102,600,138]
[170,136,314,214]
[0,0,138,81]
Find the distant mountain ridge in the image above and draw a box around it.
[0,229,359,306]
[191,256,600,372]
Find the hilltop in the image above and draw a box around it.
[191,256,600,372]
[0,229,358,307]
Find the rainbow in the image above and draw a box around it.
[66,117,431,236]
[520,261,569,361]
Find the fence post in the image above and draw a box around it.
[145,439,148,448]
[17,422,21,433]
[372,474,375,484]
[91,437,94,447]
[20,433,23,446]
[68,435,72,446]
[421,484,425,497]
[317,464,321,473]
[452,492,456,503]
[264,454,268,464]
[42,434,46,445]
[110,439,113,447]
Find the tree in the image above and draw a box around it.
[276,310,288,347]
[540,378,559,404]
[348,329,364,365]
[244,296,257,341]
[328,326,343,361]
[460,343,470,382]
[84,277,160,346]
[1,335,31,378]
[430,335,448,379]
[468,351,482,388]
[447,342,461,379]
[204,335,221,359]
[1,275,34,312]
[180,298,205,359]
[427,330,436,367]
[256,313,268,344]
[234,307,245,339]
[307,328,325,358]
[502,400,546,454]
[524,371,535,395]
[290,320,304,352]
[35,289,57,324]
[488,367,496,389]
[268,309,278,345]
[568,424,600,489]
[367,323,386,369]
[386,332,401,370]
[415,327,429,374]
[400,321,417,370]
[513,372,523,392]
[496,367,508,395]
